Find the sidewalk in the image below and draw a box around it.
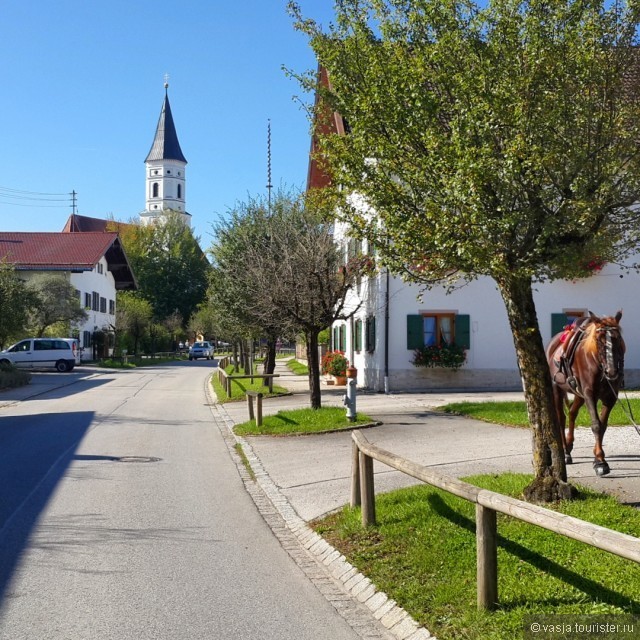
[220,360,640,520]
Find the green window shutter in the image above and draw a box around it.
[551,313,568,336]
[366,316,376,353]
[332,326,339,351]
[455,314,471,349]
[340,325,347,352]
[407,315,424,350]
[354,319,362,352]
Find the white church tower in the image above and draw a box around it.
[140,80,191,227]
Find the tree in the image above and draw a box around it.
[291,0,640,500]
[0,263,36,348]
[210,190,362,409]
[27,274,88,337]
[119,211,210,323]
[116,292,153,355]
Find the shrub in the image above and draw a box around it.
[0,361,31,389]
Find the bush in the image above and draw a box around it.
[0,361,31,389]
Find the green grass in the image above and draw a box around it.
[439,399,640,427]
[234,406,375,436]
[211,364,288,403]
[286,358,309,376]
[313,473,640,640]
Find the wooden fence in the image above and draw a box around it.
[215,358,279,398]
[350,430,640,611]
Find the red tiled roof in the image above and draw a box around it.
[0,232,137,290]
[62,213,134,233]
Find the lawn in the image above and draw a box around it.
[211,363,288,402]
[438,399,640,427]
[234,406,375,436]
[313,473,640,640]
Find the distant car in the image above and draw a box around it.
[188,341,213,361]
[0,338,80,372]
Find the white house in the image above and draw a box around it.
[329,222,638,392]
[0,231,136,360]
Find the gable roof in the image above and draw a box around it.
[62,213,134,234]
[0,232,137,290]
[145,92,187,164]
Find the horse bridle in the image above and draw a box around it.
[595,326,624,382]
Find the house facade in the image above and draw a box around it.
[0,232,136,360]
[330,221,639,392]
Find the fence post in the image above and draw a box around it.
[476,503,498,610]
[359,451,376,526]
[226,376,232,398]
[247,393,254,422]
[256,392,263,426]
[351,441,361,507]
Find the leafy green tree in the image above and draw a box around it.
[27,273,88,337]
[291,0,640,500]
[116,292,153,355]
[0,263,36,348]
[119,211,210,324]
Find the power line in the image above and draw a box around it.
[0,185,74,208]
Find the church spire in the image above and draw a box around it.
[140,78,190,227]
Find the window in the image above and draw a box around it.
[152,182,159,198]
[109,299,115,315]
[423,314,454,347]
[84,293,91,309]
[83,331,92,348]
[407,314,471,350]
[92,291,99,311]
[97,263,103,274]
[100,297,107,313]
[177,184,182,199]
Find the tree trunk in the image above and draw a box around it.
[263,338,277,375]
[307,331,322,410]
[232,342,239,373]
[496,274,576,502]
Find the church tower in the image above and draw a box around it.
[140,80,191,227]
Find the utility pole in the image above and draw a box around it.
[266,119,273,213]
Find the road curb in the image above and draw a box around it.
[206,377,435,640]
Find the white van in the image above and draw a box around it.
[0,338,80,372]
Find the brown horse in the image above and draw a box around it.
[546,311,625,477]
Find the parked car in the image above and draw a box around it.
[188,341,213,361]
[0,338,81,372]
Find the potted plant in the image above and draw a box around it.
[321,350,349,385]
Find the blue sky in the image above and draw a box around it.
[0,1,334,246]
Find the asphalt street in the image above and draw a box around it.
[0,363,388,640]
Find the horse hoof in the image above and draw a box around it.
[565,454,573,465]
[594,462,610,476]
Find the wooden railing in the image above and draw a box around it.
[215,359,280,398]
[350,430,640,611]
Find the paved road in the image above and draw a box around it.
[0,363,383,640]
